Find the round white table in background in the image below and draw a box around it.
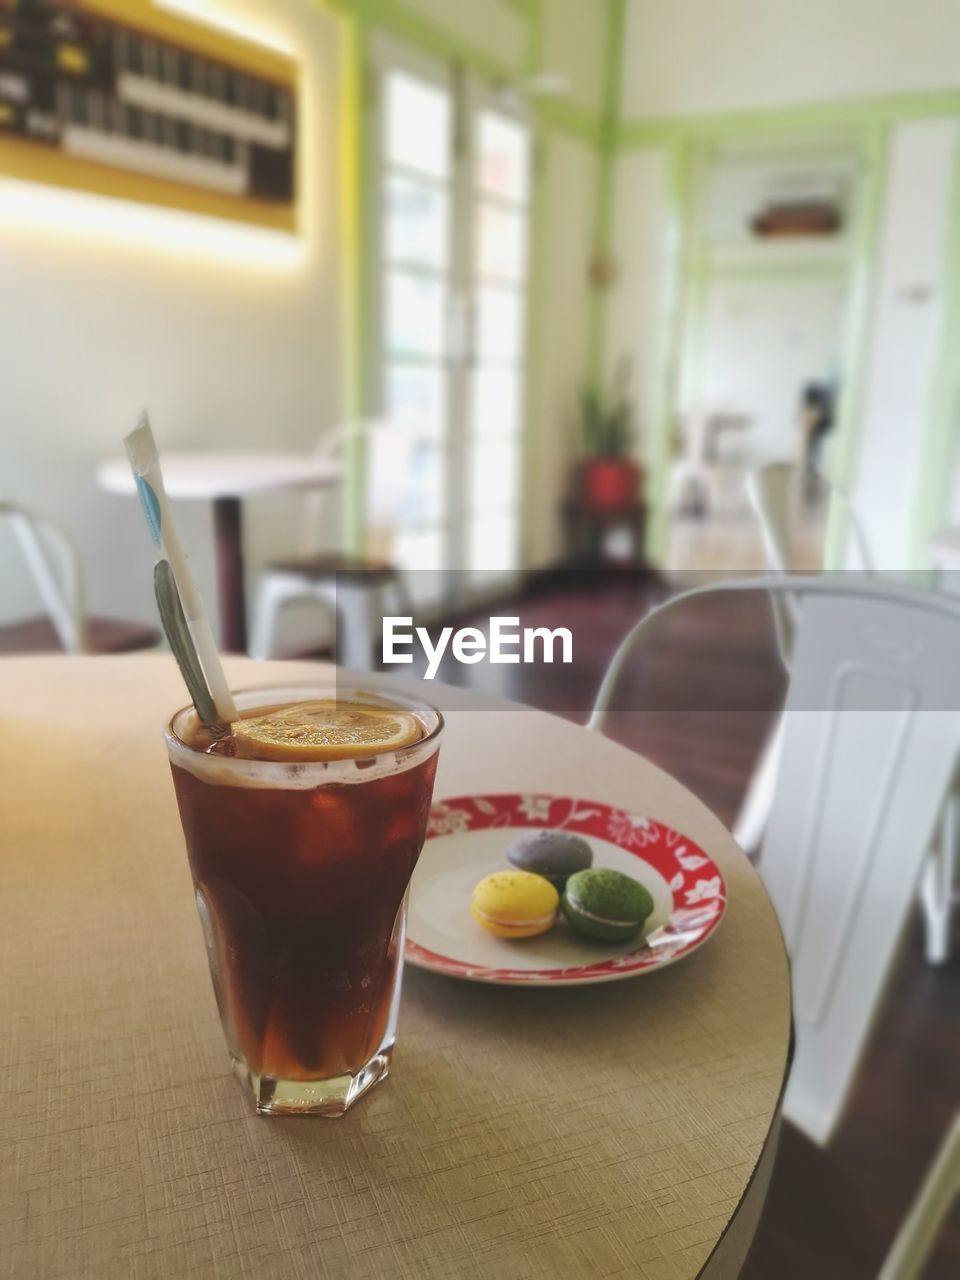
[98,452,343,653]
[0,655,791,1280]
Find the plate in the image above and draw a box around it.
[405,793,727,985]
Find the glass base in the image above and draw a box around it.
[231,1048,394,1116]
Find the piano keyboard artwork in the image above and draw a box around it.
[0,0,297,229]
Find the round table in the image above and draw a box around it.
[0,655,791,1279]
[98,452,343,653]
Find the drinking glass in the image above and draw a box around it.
[165,684,443,1115]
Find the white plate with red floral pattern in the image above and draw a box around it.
[405,793,727,986]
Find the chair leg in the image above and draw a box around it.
[250,577,296,661]
[919,789,958,967]
[386,571,414,624]
[334,585,381,672]
[734,716,785,858]
[878,1114,960,1280]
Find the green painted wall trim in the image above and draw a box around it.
[537,97,604,148]
[905,139,960,569]
[519,0,551,564]
[692,256,850,284]
[586,0,626,388]
[618,88,960,149]
[822,124,891,568]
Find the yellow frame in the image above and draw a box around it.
[1,0,299,231]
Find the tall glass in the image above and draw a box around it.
[164,684,443,1115]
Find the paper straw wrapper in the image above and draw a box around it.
[125,414,237,724]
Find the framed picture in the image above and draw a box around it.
[0,0,298,230]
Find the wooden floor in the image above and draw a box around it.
[428,571,960,1278]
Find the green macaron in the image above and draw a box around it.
[561,868,654,942]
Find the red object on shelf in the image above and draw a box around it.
[580,457,639,512]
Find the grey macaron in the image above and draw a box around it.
[506,830,594,889]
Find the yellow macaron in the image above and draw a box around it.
[470,870,560,939]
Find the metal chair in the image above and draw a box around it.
[879,1112,960,1280]
[589,574,960,1146]
[742,462,957,967]
[0,501,158,654]
[250,420,421,667]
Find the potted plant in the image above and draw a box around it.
[578,360,640,512]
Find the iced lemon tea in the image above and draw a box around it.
[165,686,442,1115]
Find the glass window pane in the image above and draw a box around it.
[468,512,517,573]
[386,72,451,179]
[403,441,445,524]
[386,272,446,357]
[469,439,520,511]
[477,112,529,204]
[470,368,521,441]
[386,364,446,438]
[475,202,526,283]
[386,176,450,270]
[475,288,523,362]
[394,526,445,573]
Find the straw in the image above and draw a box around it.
[124,412,237,727]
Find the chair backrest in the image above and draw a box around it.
[0,501,86,653]
[747,461,875,575]
[307,419,427,561]
[590,574,960,1146]
[747,461,875,664]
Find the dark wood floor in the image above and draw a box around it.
[423,571,960,1278]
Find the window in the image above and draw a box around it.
[373,51,531,587]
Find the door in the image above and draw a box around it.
[370,39,532,589]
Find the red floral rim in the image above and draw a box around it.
[406,793,727,984]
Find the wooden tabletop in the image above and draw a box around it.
[97,452,343,499]
[0,656,791,1280]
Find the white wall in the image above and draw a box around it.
[541,0,611,116]
[696,277,847,463]
[605,148,671,472]
[0,0,343,632]
[848,118,958,569]
[622,0,960,118]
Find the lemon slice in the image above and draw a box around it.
[231,700,422,762]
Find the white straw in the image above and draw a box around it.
[124,412,238,723]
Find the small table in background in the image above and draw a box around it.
[562,496,648,566]
[98,452,343,653]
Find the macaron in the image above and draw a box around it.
[471,870,559,939]
[561,868,654,942]
[506,830,594,889]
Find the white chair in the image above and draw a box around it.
[589,574,960,1147]
[743,461,958,967]
[250,420,421,667]
[0,501,159,655]
[1,500,85,652]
